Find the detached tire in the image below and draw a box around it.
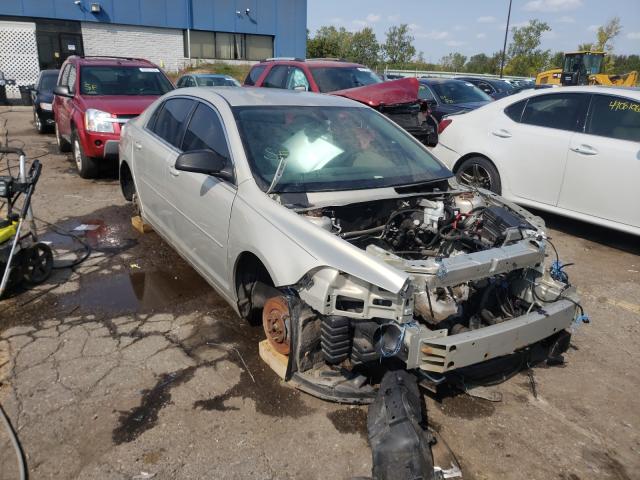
[71,130,99,179]
[455,156,502,194]
[55,122,71,152]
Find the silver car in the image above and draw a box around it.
[119,87,583,402]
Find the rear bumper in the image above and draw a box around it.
[404,299,577,373]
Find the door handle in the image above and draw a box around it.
[492,129,512,138]
[168,167,180,177]
[134,142,143,151]
[570,144,598,155]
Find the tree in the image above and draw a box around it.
[548,51,565,69]
[350,27,380,66]
[506,19,551,76]
[440,52,467,72]
[465,53,502,74]
[611,54,640,75]
[307,26,352,59]
[382,24,416,65]
[583,17,622,72]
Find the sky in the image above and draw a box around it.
[307,0,640,62]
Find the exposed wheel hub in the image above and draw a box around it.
[263,296,291,355]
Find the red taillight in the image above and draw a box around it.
[438,118,452,134]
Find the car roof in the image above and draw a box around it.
[40,69,59,75]
[419,77,469,84]
[190,73,232,78]
[165,86,366,108]
[67,56,157,67]
[523,85,640,98]
[260,59,364,69]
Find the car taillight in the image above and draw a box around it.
[438,118,452,134]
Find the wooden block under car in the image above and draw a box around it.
[259,339,288,380]
[131,215,153,234]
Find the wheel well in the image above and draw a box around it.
[234,252,276,324]
[452,153,495,173]
[120,161,135,201]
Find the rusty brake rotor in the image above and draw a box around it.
[262,296,291,355]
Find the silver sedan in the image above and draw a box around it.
[119,87,582,403]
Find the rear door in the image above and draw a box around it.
[558,93,640,228]
[167,101,237,292]
[136,97,196,237]
[499,92,589,205]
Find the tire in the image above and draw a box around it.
[55,122,71,152]
[71,130,100,179]
[455,156,502,194]
[34,109,46,134]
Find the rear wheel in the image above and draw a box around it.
[71,130,99,179]
[455,156,502,194]
[55,122,71,152]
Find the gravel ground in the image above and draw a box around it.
[0,106,638,480]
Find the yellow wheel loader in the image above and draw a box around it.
[536,51,638,87]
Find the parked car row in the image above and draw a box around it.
[35,55,639,236]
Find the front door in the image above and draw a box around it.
[166,101,237,293]
[558,93,640,228]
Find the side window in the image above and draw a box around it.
[262,65,288,89]
[150,98,195,149]
[586,95,640,142]
[181,103,231,161]
[418,84,435,102]
[244,64,266,86]
[504,99,527,122]
[67,66,77,94]
[188,77,197,87]
[521,93,589,132]
[176,77,186,87]
[286,67,310,90]
[476,82,494,95]
[59,64,70,87]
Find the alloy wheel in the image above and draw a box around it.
[458,162,493,190]
[73,139,82,170]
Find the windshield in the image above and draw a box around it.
[39,73,58,92]
[309,67,382,93]
[196,76,241,87]
[233,106,452,193]
[80,66,173,95]
[430,80,492,104]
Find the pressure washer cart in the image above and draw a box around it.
[0,147,52,298]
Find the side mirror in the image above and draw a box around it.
[174,149,233,181]
[53,85,72,97]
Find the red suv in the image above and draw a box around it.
[53,56,173,178]
[245,58,437,146]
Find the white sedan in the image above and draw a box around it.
[431,86,640,235]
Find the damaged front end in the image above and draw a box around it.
[262,185,582,403]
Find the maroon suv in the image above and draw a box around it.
[245,58,437,146]
[53,56,173,178]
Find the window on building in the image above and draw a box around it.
[246,35,274,61]
[187,30,215,59]
[186,31,273,60]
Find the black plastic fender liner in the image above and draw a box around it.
[368,370,435,480]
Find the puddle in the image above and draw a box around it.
[61,268,211,314]
[438,393,495,419]
[327,407,368,438]
[113,367,197,444]
[41,218,137,256]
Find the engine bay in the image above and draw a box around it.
[297,187,557,339]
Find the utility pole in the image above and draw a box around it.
[499,0,513,78]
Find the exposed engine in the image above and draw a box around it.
[296,187,567,369]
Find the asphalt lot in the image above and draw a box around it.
[0,106,638,480]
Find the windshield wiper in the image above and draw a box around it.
[266,148,290,195]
